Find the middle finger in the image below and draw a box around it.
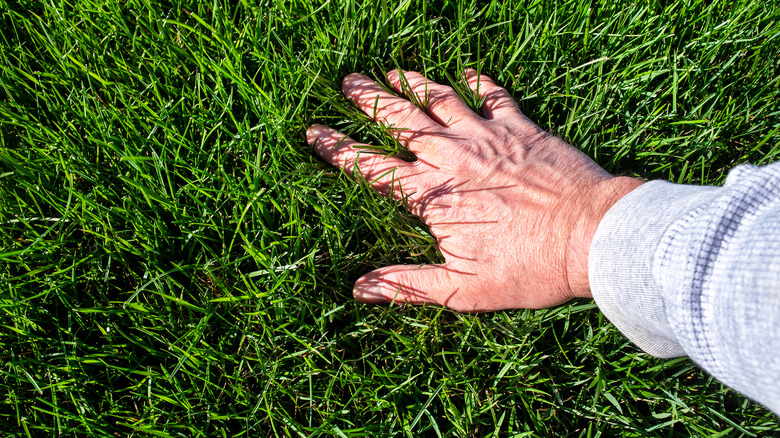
[387,69,479,127]
[343,73,444,154]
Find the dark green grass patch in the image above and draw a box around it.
[1,0,778,436]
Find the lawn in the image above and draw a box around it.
[1,0,779,436]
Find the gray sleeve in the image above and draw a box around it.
[589,162,780,414]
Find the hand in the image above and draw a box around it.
[307,69,643,311]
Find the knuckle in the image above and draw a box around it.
[426,88,457,111]
[484,87,509,101]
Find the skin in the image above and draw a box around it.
[307,69,643,312]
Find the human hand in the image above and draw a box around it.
[307,69,642,311]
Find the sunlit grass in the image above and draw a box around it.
[1,0,778,436]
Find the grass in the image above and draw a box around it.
[1,0,779,436]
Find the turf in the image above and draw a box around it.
[1,0,779,436]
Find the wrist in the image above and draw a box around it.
[566,176,644,299]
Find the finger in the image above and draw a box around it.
[353,264,481,313]
[342,73,443,153]
[307,124,421,200]
[387,69,478,127]
[464,69,525,122]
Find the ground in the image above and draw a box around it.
[1,0,779,436]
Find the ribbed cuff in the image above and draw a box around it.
[588,180,719,358]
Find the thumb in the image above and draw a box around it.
[353,264,474,311]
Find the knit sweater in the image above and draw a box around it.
[589,162,780,414]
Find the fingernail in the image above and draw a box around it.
[342,73,369,90]
[306,124,325,145]
[353,276,391,304]
[386,69,402,80]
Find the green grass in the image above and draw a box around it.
[1,0,779,436]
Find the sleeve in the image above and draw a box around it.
[588,162,780,414]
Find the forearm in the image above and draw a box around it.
[589,162,780,413]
